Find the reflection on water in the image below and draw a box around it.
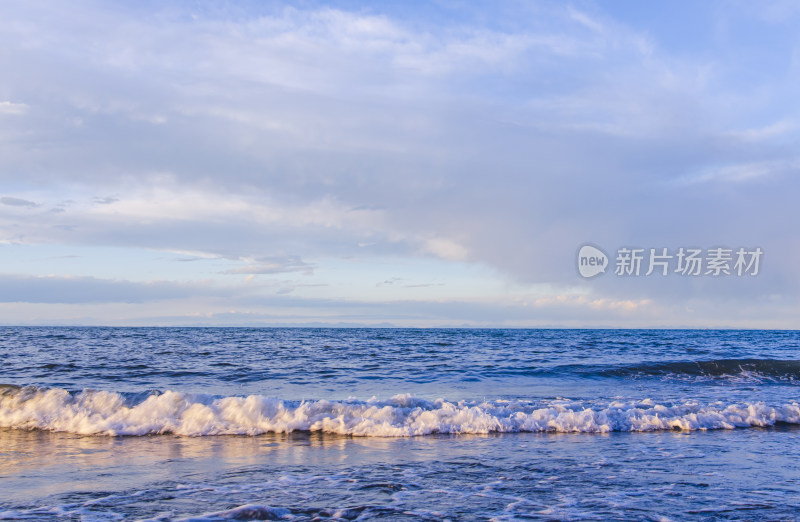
[3,427,800,520]
[0,428,363,502]
[0,428,500,504]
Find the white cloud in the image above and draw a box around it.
[423,238,469,262]
[0,101,28,115]
[226,256,315,275]
[727,120,797,142]
[674,160,796,185]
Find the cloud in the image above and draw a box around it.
[0,1,798,325]
[0,197,38,207]
[423,238,469,262]
[92,195,119,205]
[672,160,798,185]
[0,274,222,304]
[0,101,28,115]
[0,269,794,328]
[225,256,315,275]
[727,120,797,142]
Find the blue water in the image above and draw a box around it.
[1,328,800,519]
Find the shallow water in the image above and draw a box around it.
[1,327,800,519]
[3,427,800,520]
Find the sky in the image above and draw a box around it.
[0,0,798,327]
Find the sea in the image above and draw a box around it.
[1,327,800,520]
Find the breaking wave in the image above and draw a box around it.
[599,358,800,381]
[2,384,800,437]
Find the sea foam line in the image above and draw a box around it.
[1,386,799,437]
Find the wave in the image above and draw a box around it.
[573,358,800,381]
[2,385,800,437]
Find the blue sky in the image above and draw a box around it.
[0,0,798,327]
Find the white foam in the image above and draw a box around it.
[180,504,292,521]
[1,387,799,437]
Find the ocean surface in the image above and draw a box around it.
[1,327,800,520]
